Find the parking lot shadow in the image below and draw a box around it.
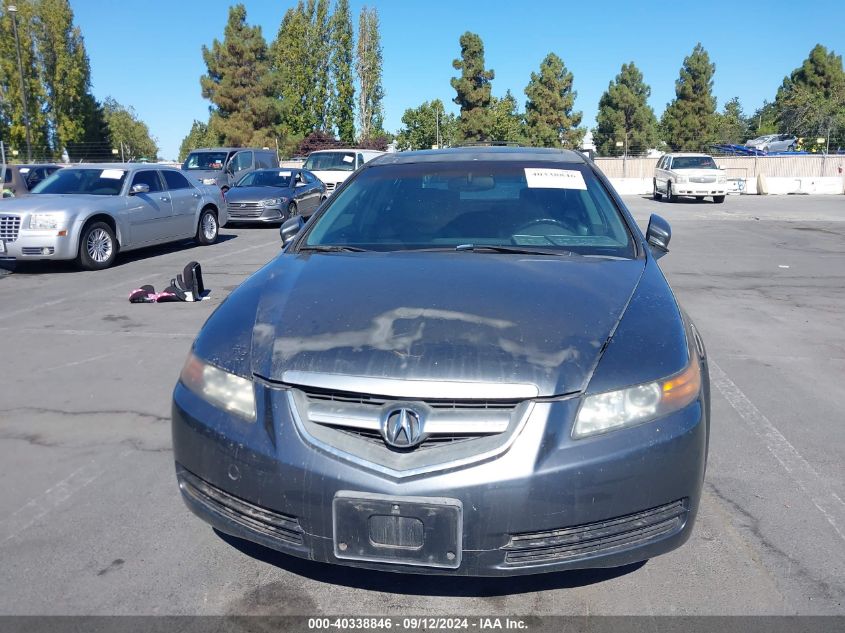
[639,195,716,203]
[2,234,237,275]
[215,530,645,596]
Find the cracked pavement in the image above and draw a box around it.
[0,198,842,616]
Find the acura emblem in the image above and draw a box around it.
[381,407,424,448]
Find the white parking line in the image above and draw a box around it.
[0,239,278,322]
[710,360,845,541]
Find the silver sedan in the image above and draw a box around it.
[0,164,226,270]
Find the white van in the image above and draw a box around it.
[302,149,385,195]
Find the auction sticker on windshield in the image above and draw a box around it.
[101,169,125,179]
[525,168,587,190]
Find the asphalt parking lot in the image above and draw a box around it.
[0,195,843,616]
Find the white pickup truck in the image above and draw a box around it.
[653,153,727,203]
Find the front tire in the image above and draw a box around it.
[652,181,662,200]
[77,221,117,270]
[666,182,676,202]
[288,201,298,217]
[713,195,726,204]
[196,208,219,245]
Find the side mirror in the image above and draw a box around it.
[645,214,671,259]
[129,183,150,195]
[280,215,305,247]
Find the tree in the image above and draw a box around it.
[396,99,457,150]
[714,97,748,144]
[450,32,494,142]
[271,3,313,136]
[66,94,111,161]
[524,52,583,148]
[329,0,355,142]
[594,62,658,156]
[357,6,384,140]
[178,120,221,162]
[297,130,343,154]
[747,101,779,137]
[660,43,717,151]
[102,97,158,160]
[201,4,280,147]
[308,0,332,131]
[0,1,50,157]
[775,44,845,145]
[35,0,92,152]
[490,90,525,143]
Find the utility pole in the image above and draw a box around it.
[8,5,33,163]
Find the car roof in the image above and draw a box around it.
[309,148,385,154]
[664,153,714,158]
[374,146,588,165]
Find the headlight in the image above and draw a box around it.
[674,174,687,183]
[718,175,727,183]
[573,357,701,439]
[262,197,286,207]
[179,353,256,422]
[29,213,64,230]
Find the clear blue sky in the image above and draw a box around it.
[71,0,845,160]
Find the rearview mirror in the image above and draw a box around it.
[129,183,150,195]
[280,215,305,247]
[645,214,671,259]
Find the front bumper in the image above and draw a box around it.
[226,205,288,224]
[172,382,707,576]
[0,230,77,261]
[674,183,726,196]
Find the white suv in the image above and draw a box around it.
[653,153,727,203]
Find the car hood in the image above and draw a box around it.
[226,186,293,202]
[0,194,122,213]
[249,252,646,397]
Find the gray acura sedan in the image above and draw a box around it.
[225,168,326,223]
[172,147,709,576]
[0,164,225,269]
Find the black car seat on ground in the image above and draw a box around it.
[129,284,156,303]
[181,261,205,301]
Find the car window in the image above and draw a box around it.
[132,170,163,193]
[3,169,11,184]
[357,153,365,168]
[31,168,127,195]
[303,152,357,172]
[230,151,253,173]
[182,151,228,171]
[162,170,194,190]
[302,171,315,184]
[671,156,717,169]
[237,170,292,188]
[304,161,635,258]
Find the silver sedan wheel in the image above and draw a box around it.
[86,228,113,263]
[201,212,218,241]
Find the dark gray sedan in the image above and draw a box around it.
[224,168,326,224]
[173,147,709,576]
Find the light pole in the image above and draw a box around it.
[8,5,33,162]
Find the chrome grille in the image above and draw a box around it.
[0,215,21,242]
[689,176,716,183]
[297,385,520,449]
[227,201,263,218]
[325,182,336,193]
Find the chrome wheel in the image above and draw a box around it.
[201,212,218,241]
[86,228,113,263]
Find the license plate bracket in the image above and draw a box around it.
[333,491,462,569]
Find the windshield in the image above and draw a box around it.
[302,161,635,257]
[31,168,127,195]
[182,151,231,171]
[671,156,717,170]
[303,152,356,172]
[237,170,293,188]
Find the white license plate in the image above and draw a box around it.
[0,240,5,254]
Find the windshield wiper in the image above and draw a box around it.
[299,245,369,253]
[454,244,579,256]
